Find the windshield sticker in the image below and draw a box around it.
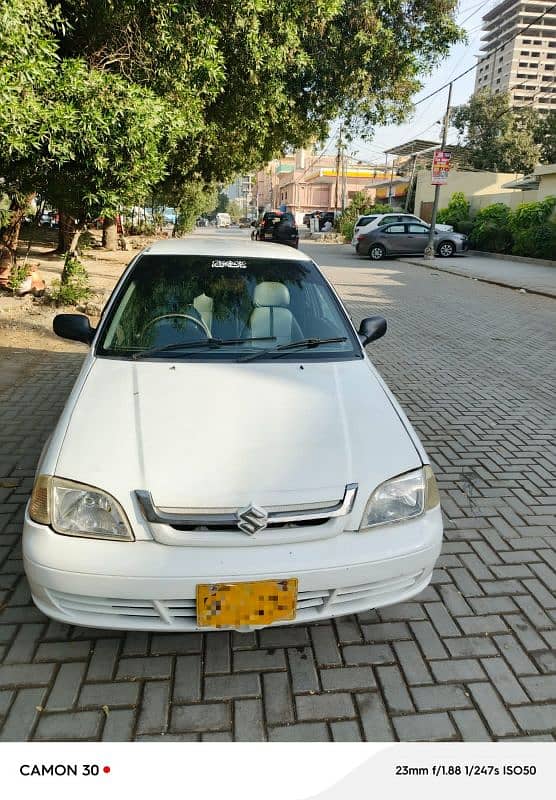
[211,259,247,269]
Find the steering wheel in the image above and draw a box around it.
[142,313,210,338]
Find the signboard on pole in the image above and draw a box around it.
[431,150,452,185]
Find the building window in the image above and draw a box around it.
[531,52,540,57]
[496,78,500,84]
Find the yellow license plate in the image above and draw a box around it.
[196,579,298,628]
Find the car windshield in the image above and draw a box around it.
[97,254,361,361]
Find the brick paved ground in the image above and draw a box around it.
[1,241,555,741]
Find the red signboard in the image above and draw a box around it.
[431,150,452,185]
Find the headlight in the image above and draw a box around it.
[29,475,134,541]
[360,466,439,530]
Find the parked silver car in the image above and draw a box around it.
[357,221,468,260]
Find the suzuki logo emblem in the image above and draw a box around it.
[237,504,268,535]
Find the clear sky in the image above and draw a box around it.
[348,0,500,163]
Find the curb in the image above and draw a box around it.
[399,258,556,300]
[467,250,556,268]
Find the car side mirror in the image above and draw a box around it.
[358,315,387,346]
[53,313,95,344]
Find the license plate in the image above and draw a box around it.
[196,579,298,628]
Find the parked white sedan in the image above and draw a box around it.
[24,238,442,631]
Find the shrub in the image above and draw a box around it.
[49,256,91,306]
[512,221,556,260]
[455,220,473,235]
[437,192,470,228]
[509,196,556,234]
[7,260,29,293]
[469,203,513,253]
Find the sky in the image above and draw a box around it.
[347,0,500,163]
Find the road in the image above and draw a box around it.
[1,229,555,741]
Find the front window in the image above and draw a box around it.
[97,255,361,361]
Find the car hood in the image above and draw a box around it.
[55,358,421,510]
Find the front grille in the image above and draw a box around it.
[47,569,426,629]
[170,517,330,532]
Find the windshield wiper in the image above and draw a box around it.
[133,336,276,360]
[238,337,347,363]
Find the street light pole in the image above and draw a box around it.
[424,81,453,261]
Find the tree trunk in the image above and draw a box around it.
[102,217,118,250]
[0,195,33,287]
[57,211,78,253]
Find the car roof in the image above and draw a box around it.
[141,237,311,262]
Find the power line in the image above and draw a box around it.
[414,2,556,106]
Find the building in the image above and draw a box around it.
[501,161,556,197]
[474,0,556,112]
[414,168,527,220]
[252,148,390,221]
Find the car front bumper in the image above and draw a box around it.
[23,506,442,631]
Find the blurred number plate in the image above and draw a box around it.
[196,579,298,628]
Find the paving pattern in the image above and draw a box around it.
[0,242,555,741]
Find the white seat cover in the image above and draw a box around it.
[248,282,300,344]
[193,293,213,334]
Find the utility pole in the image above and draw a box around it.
[387,157,395,206]
[334,124,343,213]
[341,149,348,212]
[424,81,453,260]
[404,155,417,212]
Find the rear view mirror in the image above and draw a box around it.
[358,315,387,346]
[53,314,95,344]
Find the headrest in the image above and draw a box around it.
[253,282,290,308]
[193,293,214,312]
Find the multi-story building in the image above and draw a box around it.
[252,148,390,221]
[474,0,556,112]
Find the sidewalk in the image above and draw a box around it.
[398,253,556,298]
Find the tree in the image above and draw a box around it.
[1,0,464,282]
[0,0,61,280]
[535,111,556,165]
[452,90,540,174]
[51,1,463,187]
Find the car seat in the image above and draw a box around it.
[193,293,214,335]
[247,282,302,345]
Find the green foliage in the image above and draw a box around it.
[174,182,218,235]
[534,111,556,165]
[469,203,513,253]
[468,197,556,259]
[455,220,473,235]
[215,192,230,214]
[452,90,540,173]
[508,196,556,234]
[228,201,243,222]
[50,255,91,305]
[512,223,556,260]
[436,192,470,227]
[1,0,464,256]
[7,261,29,292]
[509,196,556,259]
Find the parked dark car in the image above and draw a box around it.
[357,222,467,260]
[253,211,299,248]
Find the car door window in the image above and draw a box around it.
[382,224,405,234]
[407,224,429,234]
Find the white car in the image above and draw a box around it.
[352,213,453,249]
[24,238,442,632]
